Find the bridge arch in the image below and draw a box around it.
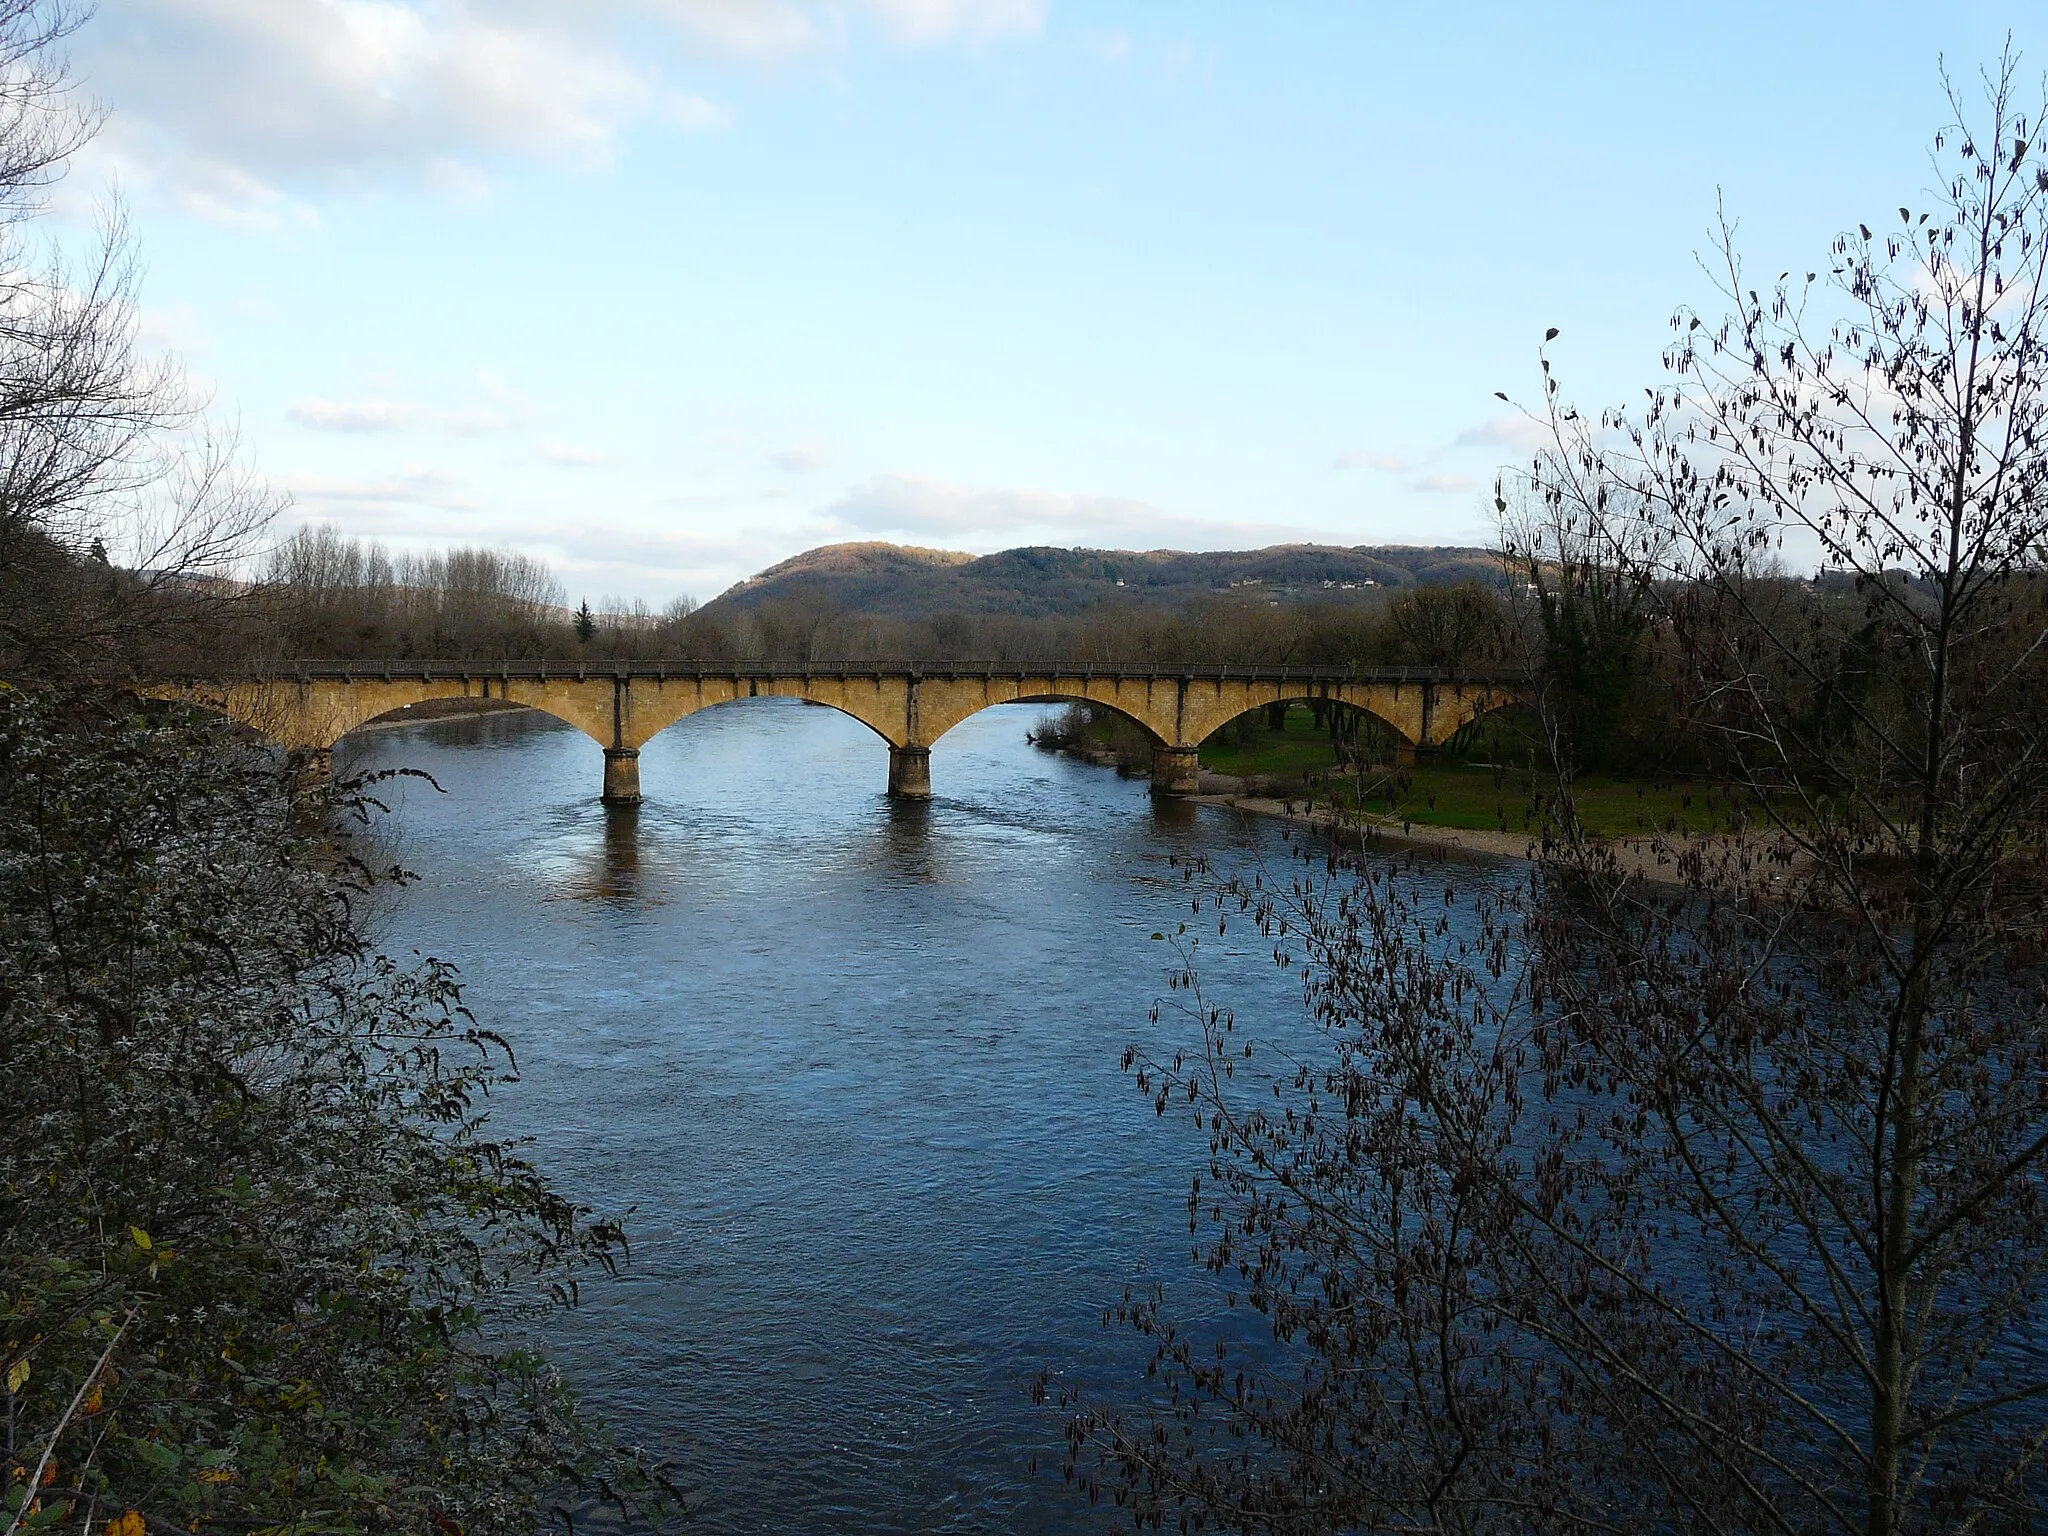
[1177,681,1422,750]
[1419,683,1522,748]
[923,692,1168,750]
[1196,700,1417,765]
[1182,683,1522,758]
[134,677,617,753]
[620,676,908,752]
[346,695,595,742]
[1189,692,1415,753]
[631,688,896,748]
[117,664,1525,807]
[909,674,1184,749]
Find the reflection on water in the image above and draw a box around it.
[595,803,643,901]
[1146,794,1202,835]
[336,699,1348,1533]
[876,797,938,883]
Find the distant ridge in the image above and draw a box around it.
[706,541,1501,621]
[723,541,975,594]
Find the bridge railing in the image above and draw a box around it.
[99,660,1532,686]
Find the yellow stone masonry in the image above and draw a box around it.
[131,664,1520,804]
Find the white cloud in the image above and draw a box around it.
[281,464,475,513]
[287,396,507,435]
[539,439,604,466]
[820,472,1331,550]
[288,398,417,433]
[769,441,830,472]
[137,302,207,354]
[633,0,831,59]
[1410,472,1475,494]
[664,89,732,131]
[1453,412,1553,453]
[1333,450,1408,473]
[639,0,1040,54]
[857,0,1042,46]
[79,0,667,222]
[527,519,805,600]
[76,0,1040,222]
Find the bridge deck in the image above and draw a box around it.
[115,659,1525,684]
[115,661,1527,803]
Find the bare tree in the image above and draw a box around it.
[1054,49,2048,1536]
[253,528,580,658]
[0,2,278,671]
[1385,580,1509,672]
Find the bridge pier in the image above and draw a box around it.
[1150,744,1200,798]
[888,745,932,800]
[602,746,642,804]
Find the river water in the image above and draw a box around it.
[337,699,1354,1532]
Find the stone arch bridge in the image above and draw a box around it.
[130,661,1523,804]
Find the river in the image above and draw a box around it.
[337,697,1355,1533]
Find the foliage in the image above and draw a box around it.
[1027,701,1096,753]
[1055,52,2048,1536]
[0,685,676,1535]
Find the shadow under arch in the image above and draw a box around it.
[1201,693,1413,759]
[1429,691,1524,750]
[1199,687,1525,769]
[127,676,617,755]
[339,697,591,746]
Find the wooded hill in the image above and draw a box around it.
[702,541,1503,621]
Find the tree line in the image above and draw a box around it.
[236,526,1511,672]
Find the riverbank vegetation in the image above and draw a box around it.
[0,8,675,1531]
[1034,694,1738,840]
[2,688,677,1534]
[1050,52,2048,1535]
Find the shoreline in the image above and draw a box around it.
[1192,790,1705,883]
[1032,739,1552,867]
[1194,791,1540,867]
[1019,743,1693,880]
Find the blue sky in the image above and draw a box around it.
[66,0,2034,602]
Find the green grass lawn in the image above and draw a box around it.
[1198,705,1742,838]
[1197,707,1351,778]
[1336,763,1741,838]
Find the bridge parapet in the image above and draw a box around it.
[109,661,1528,804]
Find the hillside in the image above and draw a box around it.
[706,541,1501,621]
